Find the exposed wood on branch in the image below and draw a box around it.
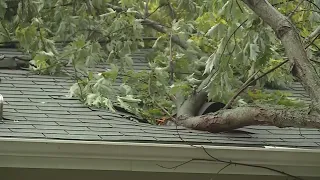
[177,104,320,133]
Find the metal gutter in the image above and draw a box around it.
[0,137,319,177]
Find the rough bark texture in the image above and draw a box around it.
[176,105,320,133]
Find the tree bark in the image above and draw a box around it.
[176,105,320,133]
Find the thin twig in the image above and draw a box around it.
[200,147,304,180]
[169,31,174,85]
[158,156,303,180]
[224,70,260,109]
[288,0,305,18]
[236,0,244,13]
[224,60,289,109]
[304,26,320,48]
[145,3,168,18]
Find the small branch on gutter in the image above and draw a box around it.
[157,146,304,180]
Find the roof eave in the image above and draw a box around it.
[0,138,319,177]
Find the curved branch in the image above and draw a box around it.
[177,104,320,133]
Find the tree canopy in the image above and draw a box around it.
[1,0,320,132]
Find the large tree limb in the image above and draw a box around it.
[177,105,320,133]
[242,0,320,104]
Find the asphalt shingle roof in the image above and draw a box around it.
[0,48,320,149]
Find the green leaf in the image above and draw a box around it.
[249,43,260,61]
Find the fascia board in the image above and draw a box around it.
[0,137,319,177]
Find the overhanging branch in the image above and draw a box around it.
[105,3,188,49]
[242,0,320,104]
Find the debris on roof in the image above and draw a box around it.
[0,48,319,149]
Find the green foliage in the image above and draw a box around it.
[0,0,319,123]
[247,89,306,108]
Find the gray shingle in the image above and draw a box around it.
[3,108,17,113]
[266,141,319,147]
[209,139,266,146]
[24,117,81,122]
[56,122,112,128]
[44,134,102,140]
[4,112,48,118]
[66,130,121,136]
[1,90,23,95]
[5,121,57,126]
[100,135,156,141]
[236,128,272,134]
[46,114,101,120]
[10,128,67,134]
[4,98,32,102]
[281,138,320,143]
[7,101,61,107]
[269,129,320,135]
[0,128,11,132]
[302,135,320,139]
[29,98,79,103]
[250,134,304,139]
[0,83,15,87]
[2,116,27,121]
[0,132,45,138]
[229,137,284,142]
[5,105,39,110]
[90,127,144,133]
[79,119,137,125]
[38,106,92,112]
[0,124,35,129]
[16,109,71,115]
[34,125,89,131]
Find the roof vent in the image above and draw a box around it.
[0,94,3,120]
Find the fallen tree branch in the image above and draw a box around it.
[177,104,320,133]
